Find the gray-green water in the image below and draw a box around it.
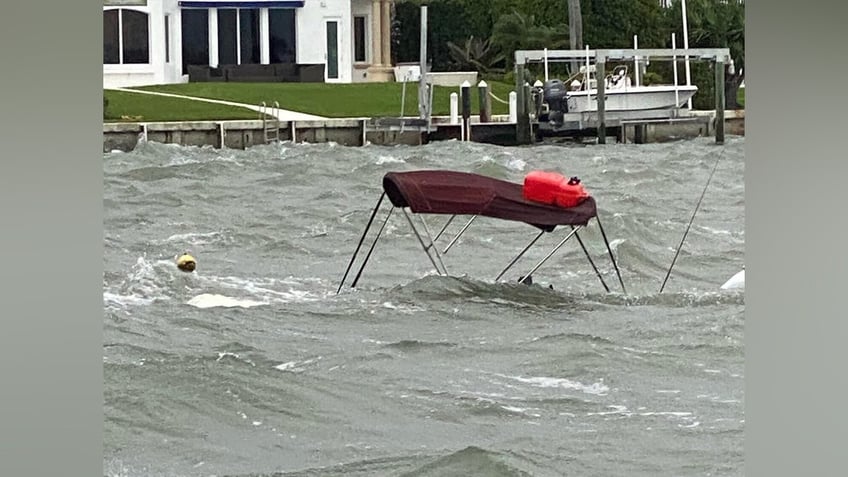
[103,136,744,477]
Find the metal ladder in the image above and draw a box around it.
[259,101,280,144]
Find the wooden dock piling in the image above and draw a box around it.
[515,64,531,144]
[461,81,471,141]
[597,61,606,144]
[478,80,491,123]
[715,60,725,144]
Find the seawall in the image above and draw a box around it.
[103,111,744,152]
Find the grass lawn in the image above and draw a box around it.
[131,81,515,119]
[104,89,262,122]
[105,82,744,122]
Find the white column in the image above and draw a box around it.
[235,9,242,64]
[681,0,693,109]
[174,8,184,78]
[450,92,458,124]
[148,2,165,83]
[208,8,219,66]
[371,0,382,66]
[380,0,391,66]
[260,8,270,64]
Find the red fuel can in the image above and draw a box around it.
[523,171,589,208]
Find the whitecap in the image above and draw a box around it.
[503,374,609,396]
[186,293,268,309]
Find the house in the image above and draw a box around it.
[103,0,396,88]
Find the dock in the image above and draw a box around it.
[102,109,742,152]
[512,47,734,145]
[102,45,741,152]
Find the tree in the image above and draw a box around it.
[668,0,745,109]
[490,10,569,71]
[568,0,583,73]
[446,36,505,76]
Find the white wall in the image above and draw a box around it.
[161,0,184,84]
[103,0,186,88]
[104,0,365,86]
[350,0,372,83]
[296,0,352,82]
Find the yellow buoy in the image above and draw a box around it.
[176,253,196,272]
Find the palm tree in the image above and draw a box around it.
[490,10,569,71]
[446,36,506,76]
[674,0,745,108]
[567,0,583,73]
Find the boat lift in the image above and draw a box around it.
[512,47,732,144]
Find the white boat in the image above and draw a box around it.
[566,84,698,113]
[538,65,698,121]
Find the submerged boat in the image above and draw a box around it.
[337,169,627,294]
[720,269,745,290]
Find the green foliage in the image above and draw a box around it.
[688,62,716,110]
[490,10,569,70]
[394,0,474,72]
[582,0,668,48]
[446,36,505,75]
[665,0,745,108]
[103,95,109,119]
[640,71,663,86]
[668,0,744,70]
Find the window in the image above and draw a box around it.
[164,15,170,63]
[239,9,260,64]
[353,16,366,63]
[103,10,120,64]
[181,8,208,74]
[103,8,150,64]
[217,8,260,65]
[269,8,296,63]
[217,9,238,65]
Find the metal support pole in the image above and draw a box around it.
[518,226,582,284]
[572,226,610,293]
[418,215,449,275]
[594,215,626,294]
[418,5,429,121]
[433,215,457,243]
[402,208,446,276]
[350,206,394,289]
[715,60,725,144]
[337,192,386,293]
[442,215,477,254]
[495,229,546,281]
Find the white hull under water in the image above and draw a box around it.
[566,85,698,113]
[187,293,268,309]
[720,270,745,291]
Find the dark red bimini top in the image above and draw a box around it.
[382,170,597,232]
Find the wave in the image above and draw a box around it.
[103,256,323,313]
[376,275,743,309]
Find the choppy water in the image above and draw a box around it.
[103,136,744,477]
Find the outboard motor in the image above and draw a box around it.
[531,82,545,118]
[543,79,569,126]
